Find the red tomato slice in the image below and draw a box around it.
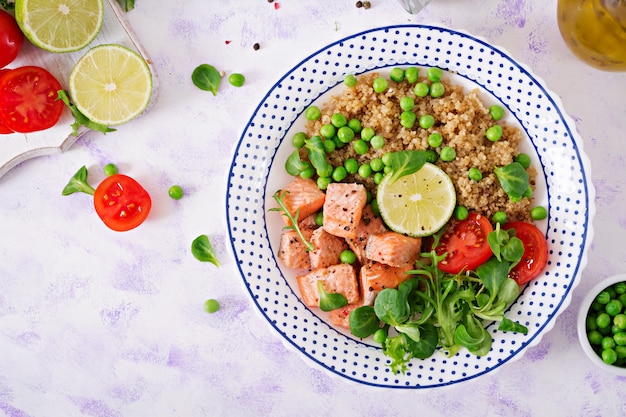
[502,221,549,285]
[435,212,494,274]
[0,66,65,133]
[0,10,24,68]
[93,174,152,232]
[0,69,12,134]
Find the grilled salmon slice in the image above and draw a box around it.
[329,301,363,329]
[277,177,325,226]
[360,261,415,305]
[309,227,348,269]
[365,231,422,267]
[296,263,360,308]
[278,228,314,270]
[346,204,388,263]
[322,182,367,239]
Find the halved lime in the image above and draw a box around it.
[69,44,153,126]
[377,163,457,237]
[15,0,104,53]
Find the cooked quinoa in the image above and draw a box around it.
[303,71,536,223]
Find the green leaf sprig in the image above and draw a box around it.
[383,150,428,184]
[192,64,222,96]
[191,235,220,267]
[317,281,348,312]
[269,190,315,251]
[494,161,530,202]
[57,90,115,136]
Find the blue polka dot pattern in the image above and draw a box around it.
[226,25,594,389]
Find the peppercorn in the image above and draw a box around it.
[363,1,371,8]
[356,1,363,7]
[253,43,260,50]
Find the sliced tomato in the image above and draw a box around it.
[93,174,152,232]
[0,69,12,134]
[0,66,65,133]
[502,221,549,285]
[435,212,494,274]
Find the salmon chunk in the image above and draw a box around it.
[277,177,325,226]
[365,231,422,267]
[329,301,363,329]
[322,182,367,239]
[309,227,348,269]
[296,263,360,308]
[346,204,388,263]
[278,228,314,270]
[360,261,415,305]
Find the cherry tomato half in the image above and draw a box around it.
[503,221,549,285]
[93,174,152,232]
[435,211,494,274]
[0,66,65,133]
[0,69,11,133]
[0,10,24,68]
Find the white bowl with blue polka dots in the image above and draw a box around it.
[226,25,595,389]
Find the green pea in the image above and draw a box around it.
[587,313,598,330]
[103,163,118,176]
[489,104,505,121]
[320,124,336,139]
[492,211,507,224]
[353,139,369,154]
[615,314,626,330]
[344,73,357,87]
[389,67,405,83]
[317,176,332,190]
[405,67,419,83]
[228,73,245,87]
[358,163,372,178]
[603,348,618,365]
[315,211,324,226]
[468,167,483,182]
[370,135,385,150]
[419,114,435,129]
[204,299,220,314]
[616,345,626,359]
[597,312,612,328]
[332,166,347,182]
[373,328,388,344]
[523,186,533,199]
[514,153,531,169]
[531,206,548,221]
[323,139,336,153]
[615,282,626,295]
[292,131,307,148]
[426,67,443,82]
[424,149,438,163]
[373,171,384,185]
[414,82,429,97]
[587,329,603,345]
[400,96,414,111]
[400,111,417,129]
[620,293,626,307]
[486,125,503,141]
[344,158,358,174]
[331,113,347,128]
[361,127,375,141]
[592,300,604,312]
[371,199,380,216]
[347,118,362,133]
[429,82,445,98]
[428,132,443,148]
[370,158,384,172]
[615,332,626,346]
[439,146,456,162]
[606,299,623,316]
[305,106,321,121]
[300,165,315,179]
[340,249,357,264]
[602,336,617,350]
[337,126,355,143]
[454,205,469,221]
[373,77,388,93]
[168,185,184,200]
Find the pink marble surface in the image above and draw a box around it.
[0,1,625,416]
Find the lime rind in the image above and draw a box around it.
[377,162,457,237]
[15,0,104,53]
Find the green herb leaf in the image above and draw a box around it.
[117,0,135,11]
[191,234,220,266]
[404,322,438,359]
[61,166,96,196]
[317,280,348,312]
[374,288,410,327]
[348,306,380,338]
[304,136,332,177]
[385,150,428,183]
[192,64,222,95]
[57,90,116,136]
[269,190,315,251]
[285,149,310,176]
[498,317,529,334]
[0,0,14,10]
[494,162,529,201]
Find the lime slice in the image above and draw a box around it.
[15,0,104,53]
[69,44,153,126]
[377,162,457,237]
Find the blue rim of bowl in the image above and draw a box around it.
[226,24,595,389]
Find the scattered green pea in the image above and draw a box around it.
[454,205,469,221]
[315,211,324,226]
[531,206,548,221]
[344,73,358,87]
[514,153,531,169]
[373,171,384,185]
[370,135,385,150]
[370,198,380,216]
[344,158,358,174]
[228,73,245,87]
[103,163,118,176]
[340,249,357,264]
[389,68,405,83]
[468,167,483,182]
[414,82,429,97]
[317,176,332,190]
[204,299,220,314]
[428,132,443,148]
[323,139,336,153]
[486,125,503,141]
[429,82,445,98]
[400,111,417,129]
[489,104,505,121]
[373,328,388,344]
[400,96,415,111]
[331,113,347,128]
[424,149,438,163]
[492,211,507,224]
[337,126,355,143]
[372,77,388,93]
[361,127,375,141]
[439,146,456,162]
[426,67,442,82]
[347,118,362,133]
[370,158,384,172]
[405,67,419,83]
[305,106,321,121]
[419,114,435,129]
[320,123,336,139]
[168,185,184,200]
[358,163,372,178]
[300,165,315,179]
[292,132,307,148]
[332,165,348,182]
[353,139,369,154]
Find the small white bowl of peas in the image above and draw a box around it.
[578,273,626,375]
